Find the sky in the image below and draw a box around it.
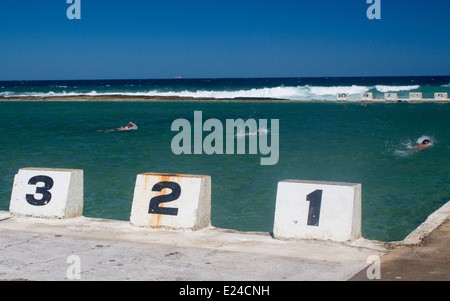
[0,0,449,80]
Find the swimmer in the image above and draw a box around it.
[103,122,138,132]
[416,139,432,149]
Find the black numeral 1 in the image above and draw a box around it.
[149,181,181,216]
[306,189,322,226]
[26,175,54,206]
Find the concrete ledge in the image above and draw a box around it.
[0,202,448,281]
[0,211,387,281]
[401,201,450,245]
[0,211,10,221]
[350,216,450,281]
[0,212,387,257]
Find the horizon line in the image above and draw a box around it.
[1,74,449,82]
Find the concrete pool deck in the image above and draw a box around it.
[0,201,448,281]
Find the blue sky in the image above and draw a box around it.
[0,0,449,80]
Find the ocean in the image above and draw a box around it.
[1,76,449,100]
[0,76,449,241]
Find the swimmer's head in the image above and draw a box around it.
[422,139,431,144]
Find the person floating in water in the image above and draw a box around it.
[416,139,432,149]
[103,122,138,132]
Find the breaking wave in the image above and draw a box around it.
[0,83,436,100]
[0,85,370,100]
[375,85,420,92]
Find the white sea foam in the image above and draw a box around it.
[375,85,420,92]
[0,84,428,100]
[307,85,370,96]
[145,86,306,100]
[0,87,310,100]
[0,91,14,97]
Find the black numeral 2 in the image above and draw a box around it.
[149,181,181,216]
[26,175,54,206]
[306,189,322,226]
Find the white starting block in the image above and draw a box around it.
[384,93,398,101]
[273,180,362,242]
[360,92,373,101]
[409,92,422,100]
[435,93,447,101]
[336,93,349,101]
[130,173,211,230]
[9,168,83,219]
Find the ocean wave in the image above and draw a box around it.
[145,86,307,99]
[0,84,429,100]
[0,85,370,100]
[0,91,88,97]
[145,85,372,99]
[307,85,369,96]
[375,85,420,92]
[0,87,309,100]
